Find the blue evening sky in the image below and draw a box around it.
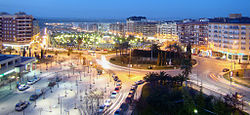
[0,0,249,19]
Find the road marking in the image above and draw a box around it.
[209,74,219,81]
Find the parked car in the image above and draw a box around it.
[130,87,136,92]
[112,74,116,78]
[135,80,144,85]
[119,102,128,111]
[29,89,43,101]
[27,77,41,85]
[47,55,53,58]
[116,83,122,89]
[114,77,118,81]
[223,68,230,72]
[125,96,132,104]
[129,90,135,95]
[15,101,29,111]
[114,109,121,115]
[104,99,112,107]
[48,81,56,87]
[216,57,221,60]
[132,84,137,89]
[98,105,106,113]
[18,84,30,91]
[110,91,117,98]
[115,87,120,93]
[55,77,62,82]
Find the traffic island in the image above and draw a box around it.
[109,55,180,70]
[223,69,250,88]
[110,55,196,70]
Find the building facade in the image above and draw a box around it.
[208,14,250,63]
[78,23,98,32]
[0,12,33,44]
[177,19,208,45]
[109,22,125,35]
[126,16,157,37]
[157,21,178,35]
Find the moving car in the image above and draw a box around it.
[98,105,106,113]
[104,99,112,107]
[110,91,117,98]
[15,101,29,111]
[18,84,30,91]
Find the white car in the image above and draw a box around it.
[104,99,112,107]
[18,84,30,91]
[110,91,117,98]
[27,80,36,85]
[27,77,41,85]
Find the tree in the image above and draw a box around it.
[151,44,160,60]
[122,42,130,55]
[6,47,13,54]
[76,37,83,50]
[23,48,26,57]
[40,49,44,59]
[67,48,72,56]
[144,72,158,86]
[181,58,192,80]
[114,43,120,56]
[175,74,187,86]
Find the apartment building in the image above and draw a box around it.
[157,21,178,35]
[208,14,250,63]
[0,12,33,44]
[177,19,208,45]
[109,22,125,35]
[126,16,157,37]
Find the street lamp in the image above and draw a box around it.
[194,109,198,114]
[79,71,82,81]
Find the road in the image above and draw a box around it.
[96,54,250,114]
[191,56,250,100]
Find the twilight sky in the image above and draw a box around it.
[0,0,249,19]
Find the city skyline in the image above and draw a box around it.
[1,0,250,19]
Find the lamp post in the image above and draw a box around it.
[79,71,82,81]
[128,48,132,77]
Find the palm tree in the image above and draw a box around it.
[122,42,130,55]
[144,72,158,86]
[114,43,120,56]
[176,74,187,86]
[158,71,166,85]
[181,58,192,86]
[76,37,83,50]
[151,44,160,60]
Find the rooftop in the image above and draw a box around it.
[0,55,19,61]
[209,17,250,24]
